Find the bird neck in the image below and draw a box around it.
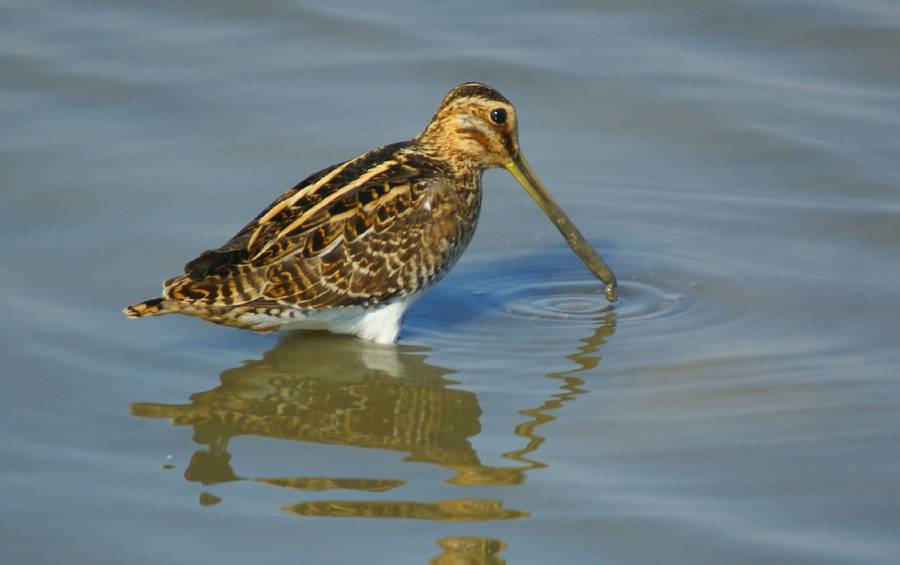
[412,130,489,182]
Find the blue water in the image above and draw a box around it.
[2,1,899,563]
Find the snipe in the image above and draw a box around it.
[125,82,616,343]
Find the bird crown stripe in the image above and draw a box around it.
[444,84,509,105]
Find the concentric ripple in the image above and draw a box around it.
[481,279,613,322]
[405,247,741,352]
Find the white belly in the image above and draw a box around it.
[237,294,420,344]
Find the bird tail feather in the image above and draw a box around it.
[123,297,170,318]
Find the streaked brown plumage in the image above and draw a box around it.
[125,82,617,343]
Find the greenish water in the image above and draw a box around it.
[2,1,900,563]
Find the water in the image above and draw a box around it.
[2,1,899,563]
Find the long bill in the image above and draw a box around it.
[505,153,618,302]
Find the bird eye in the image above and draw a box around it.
[489,108,507,125]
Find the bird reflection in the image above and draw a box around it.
[132,311,615,522]
[430,536,508,565]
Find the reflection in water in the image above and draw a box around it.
[430,537,508,565]
[133,313,614,527]
[133,333,481,491]
[450,313,615,486]
[283,498,527,521]
[198,492,221,507]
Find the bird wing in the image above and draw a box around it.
[162,142,472,310]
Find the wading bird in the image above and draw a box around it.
[125,83,616,343]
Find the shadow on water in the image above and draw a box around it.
[132,309,614,559]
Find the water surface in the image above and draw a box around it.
[2,1,900,563]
